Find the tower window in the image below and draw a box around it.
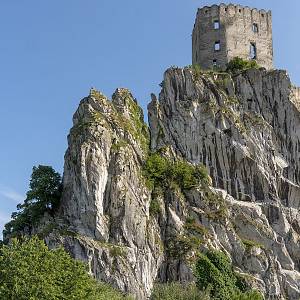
[214,20,220,30]
[250,43,257,59]
[214,41,220,51]
[252,23,258,33]
[213,59,217,66]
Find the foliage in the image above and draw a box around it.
[226,57,259,74]
[119,90,150,153]
[111,139,128,153]
[241,239,264,251]
[143,153,211,191]
[151,282,210,300]
[231,290,263,300]
[3,165,62,240]
[196,252,235,300]
[192,64,202,81]
[166,235,202,260]
[184,217,209,236]
[149,199,161,216]
[0,236,131,300]
[196,250,263,300]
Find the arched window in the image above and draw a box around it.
[250,43,257,59]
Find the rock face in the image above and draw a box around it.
[55,88,162,299]
[43,67,300,299]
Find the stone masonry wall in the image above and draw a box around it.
[192,4,273,70]
[292,86,300,111]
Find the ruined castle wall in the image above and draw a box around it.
[291,86,300,111]
[223,5,273,69]
[192,4,273,70]
[192,5,227,69]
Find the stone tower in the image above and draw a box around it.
[192,4,273,70]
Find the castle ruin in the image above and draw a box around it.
[192,4,273,70]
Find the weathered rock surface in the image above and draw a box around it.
[148,67,300,299]
[37,67,300,299]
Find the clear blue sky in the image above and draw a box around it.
[0,0,299,236]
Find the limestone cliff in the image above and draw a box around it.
[39,67,300,299]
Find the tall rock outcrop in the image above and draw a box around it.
[35,67,300,299]
[148,67,300,299]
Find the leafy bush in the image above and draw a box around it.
[226,57,259,73]
[196,250,263,300]
[166,235,202,259]
[231,290,264,300]
[3,165,62,240]
[196,253,234,300]
[0,237,131,300]
[149,199,161,216]
[143,153,210,191]
[151,282,210,300]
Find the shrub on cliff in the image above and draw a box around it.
[3,165,62,240]
[0,236,131,300]
[196,250,263,300]
[151,282,210,300]
[143,153,211,190]
[226,57,259,73]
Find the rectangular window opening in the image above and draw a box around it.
[213,59,217,66]
[252,23,258,33]
[250,43,257,60]
[214,20,220,30]
[214,41,220,51]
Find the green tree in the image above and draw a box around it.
[3,165,62,240]
[0,237,130,300]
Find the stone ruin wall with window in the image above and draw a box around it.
[192,4,273,70]
[292,86,300,111]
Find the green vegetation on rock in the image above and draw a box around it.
[166,234,202,260]
[0,237,131,300]
[143,152,211,191]
[196,250,263,300]
[151,282,210,300]
[241,239,264,251]
[226,57,259,74]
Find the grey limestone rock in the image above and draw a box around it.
[39,67,300,299]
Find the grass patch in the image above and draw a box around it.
[242,239,264,251]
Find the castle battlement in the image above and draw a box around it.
[192,3,273,70]
[197,4,271,16]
